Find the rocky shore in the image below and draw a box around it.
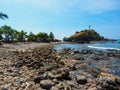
[0,43,120,90]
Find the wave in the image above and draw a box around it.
[88,45,120,51]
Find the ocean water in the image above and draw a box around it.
[88,40,120,51]
[54,40,120,76]
[54,39,120,51]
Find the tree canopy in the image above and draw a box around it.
[0,25,55,43]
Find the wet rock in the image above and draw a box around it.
[76,64,101,78]
[98,72,120,90]
[40,80,55,90]
[81,50,93,54]
[34,76,45,84]
[73,50,80,54]
[56,48,72,58]
[76,76,87,85]
[92,56,102,60]
[48,68,70,80]
[73,54,84,60]
[107,53,115,57]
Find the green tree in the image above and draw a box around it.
[18,30,27,42]
[0,12,8,20]
[49,32,54,41]
[0,28,3,40]
[75,31,79,34]
[37,32,50,42]
[27,32,37,42]
[1,25,13,42]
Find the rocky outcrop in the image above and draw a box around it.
[63,29,105,42]
[0,44,120,89]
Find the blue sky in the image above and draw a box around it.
[0,0,120,40]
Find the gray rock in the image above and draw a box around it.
[48,68,70,80]
[34,76,44,84]
[51,86,59,90]
[76,76,87,85]
[115,78,120,85]
[1,88,8,90]
[53,68,70,80]
[73,54,84,60]
[98,75,120,90]
[40,80,55,90]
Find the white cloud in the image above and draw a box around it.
[1,0,120,14]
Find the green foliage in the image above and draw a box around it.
[64,29,104,42]
[0,28,3,40]
[17,30,27,42]
[1,25,13,42]
[0,25,27,43]
[27,32,37,42]
[28,32,55,42]
[13,39,19,43]
[63,37,71,42]
[0,25,56,43]
[49,32,54,41]
[37,32,50,42]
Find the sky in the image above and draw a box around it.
[0,0,120,40]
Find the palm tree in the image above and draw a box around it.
[0,12,8,20]
[18,30,27,42]
[1,25,12,42]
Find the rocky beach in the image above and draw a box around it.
[0,42,120,90]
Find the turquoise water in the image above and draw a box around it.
[54,40,120,51]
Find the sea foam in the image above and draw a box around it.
[88,45,120,51]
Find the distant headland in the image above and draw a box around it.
[63,29,115,43]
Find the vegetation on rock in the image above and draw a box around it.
[63,29,104,42]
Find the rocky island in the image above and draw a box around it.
[63,29,114,43]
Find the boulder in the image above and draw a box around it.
[53,68,70,80]
[34,76,44,84]
[48,68,70,80]
[76,76,87,85]
[98,72,120,90]
[73,54,84,60]
[40,80,55,90]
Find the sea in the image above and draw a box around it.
[54,39,120,76]
[54,39,120,52]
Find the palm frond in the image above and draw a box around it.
[0,12,8,20]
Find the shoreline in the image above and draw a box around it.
[0,43,120,89]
